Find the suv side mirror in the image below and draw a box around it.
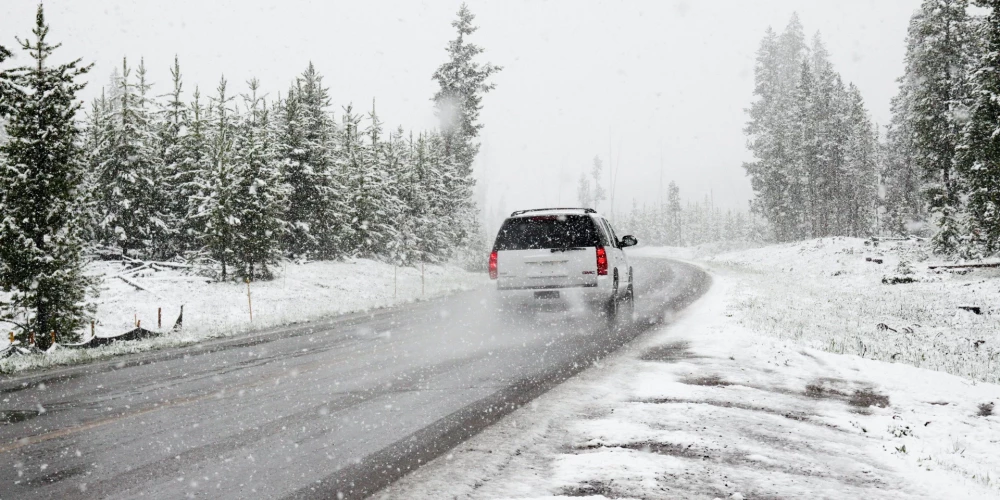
[620,235,638,248]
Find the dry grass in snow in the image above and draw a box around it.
[638,238,1000,385]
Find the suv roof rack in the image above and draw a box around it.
[510,207,597,217]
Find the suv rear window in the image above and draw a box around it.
[493,215,601,251]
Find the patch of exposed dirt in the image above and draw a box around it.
[849,389,890,409]
[559,480,619,497]
[805,383,848,398]
[636,398,816,424]
[639,341,702,363]
[681,374,732,387]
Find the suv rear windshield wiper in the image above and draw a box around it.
[550,247,586,252]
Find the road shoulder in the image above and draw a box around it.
[375,265,1000,499]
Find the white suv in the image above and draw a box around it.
[489,208,637,326]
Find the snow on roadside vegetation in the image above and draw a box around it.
[637,238,1000,385]
[0,259,486,374]
[377,268,1000,499]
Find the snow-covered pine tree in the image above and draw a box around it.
[80,90,112,245]
[196,77,239,279]
[345,101,401,259]
[576,173,593,208]
[882,79,923,236]
[432,3,501,251]
[134,58,171,257]
[958,0,1000,253]
[843,84,879,237]
[277,64,345,259]
[744,22,800,242]
[426,131,461,261]
[383,126,413,265]
[96,58,168,259]
[298,64,346,259]
[409,132,448,262]
[808,35,837,236]
[900,0,976,253]
[177,86,211,252]
[0,43,12,117]
[230,79,288,280]
[790,59,817,240]
[407,132,429,262]
[667,181,682,245]
[0,5,94,346]
[158,55,189,255]
[275,83,310,257]
[590,156,606,212]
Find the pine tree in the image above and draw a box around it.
[432,3,501,250]
[576,173,593,208]
[158,55,189,255]
[352,101,401,258]
[80,90,112,245]
[196,77,239,279]
[230,79,288,280]
[389,128,419,265]
[667,181,682,245]
[843,84,879,237]
[743,17,807,242]
[791,59,818,239]
[177,86,211,252]
[0,43,13,117]
[95,58,168,258]
[134,58,171,257]
[409,132,445,262]
[882,77,923,235]
[901,0,975,252]
[277,64,346,259]
[590,156,607,211]
[0,5,94,347]
[959,0,1000,253]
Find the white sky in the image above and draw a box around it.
[1,0,921,228]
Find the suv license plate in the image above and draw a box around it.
[534,291,560,299]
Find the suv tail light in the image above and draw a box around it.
[489,251,498,279]
[596,246,608,276]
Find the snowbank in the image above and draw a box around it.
[0,258,487,374]
[376,265,1000,499]
[674,237,1000,385]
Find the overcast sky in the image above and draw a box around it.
[1,0,921,228]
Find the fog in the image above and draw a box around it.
[0,0,919,230]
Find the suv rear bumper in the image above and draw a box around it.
[495,277,613,309]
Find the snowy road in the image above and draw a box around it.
[0,256,709,499]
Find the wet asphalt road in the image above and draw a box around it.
[0,256,709,499]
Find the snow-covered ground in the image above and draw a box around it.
[645,237,1000,385]
[376,242,1000,499]
[0,258,487,374]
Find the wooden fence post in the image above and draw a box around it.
[158,307,162,329]
[246,278,253,322]
[50,330,55,345]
